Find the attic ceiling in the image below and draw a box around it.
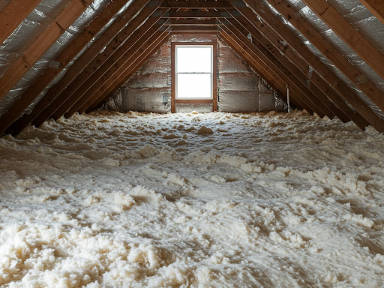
[0,0,383,135]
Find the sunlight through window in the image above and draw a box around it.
[175,45,213,100]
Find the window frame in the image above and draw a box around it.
[171,42,217,112]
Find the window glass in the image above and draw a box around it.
[177,74,211,99]
[177,47,212,73]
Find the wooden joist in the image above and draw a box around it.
[264,0,384,123]
[168,19,217,25]
[82,32,171,113]
[160,0,231,8]
[220,19,330,117]
[302,0,384,80]
[171,26,217,32]
[7,0,154,135]
[51,16,169,121]
[0,0,92,101]
[0,0,141,136]
[360,0,384,24]
[238,0,384,131]
[164,10,231,18]
[0,0,41,44]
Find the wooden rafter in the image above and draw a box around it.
[7,0,154,135]
[0,0,41,44]
[82,32,171,113]
[360,0,384,24]
[236,0,384,132]
[229,5,368,129]
[164,10,231,18]
[219,28,312,113]
[0,0,140,136]
[302,0,384,80]
[171,26,217,32]
[264,0,384,120]
[220,19,329,117]
[0,0,92,100]
[227,9,357,125]
[218,31,305,110]
[168,19,217,25]
[37,9,168,125]
[51,15,169,122]
[226,14,351,122]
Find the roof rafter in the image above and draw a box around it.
[236,0,384,132]
[228,7,366,127]
[218,31,306,111]
[0,0,41,44]
[220,18,329,117]
[82,31,171,113]
[302,0,384,80]
[226,12,350,122]
[0,0,141,136]
[264,0,384,124]
[53,15,170,121]
[0,0,93,101]
[360,0,384,24]
[7,0,155,135]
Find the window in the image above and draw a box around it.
[171,42,217,112]
[176,45,213,99]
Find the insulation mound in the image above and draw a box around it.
[0,111,383,287]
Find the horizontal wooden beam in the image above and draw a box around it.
[171,26,217,32]
[0,0,91,101]
[163,10,231,18]
[168,19,217,25]
[0,0,138,136]
[160,0,231,8]
[175,99,213,104]
[360,0,384,24]
[303,0,384,80]
[0,0,41,44]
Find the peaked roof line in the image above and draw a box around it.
[0,0,383,135]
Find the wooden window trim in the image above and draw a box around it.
[171,41,218,112]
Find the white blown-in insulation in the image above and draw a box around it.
[0,111,383,286]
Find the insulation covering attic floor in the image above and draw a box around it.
[0,111,383,287]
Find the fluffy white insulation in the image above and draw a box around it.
[0,111,383,287]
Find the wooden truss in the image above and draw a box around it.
[0,0,383,135]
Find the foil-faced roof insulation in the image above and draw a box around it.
[0,0,383,126]
[0,0,133,117]
[262,0,384,119]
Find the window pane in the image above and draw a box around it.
[177,74,212,99]
[177,46,212,73]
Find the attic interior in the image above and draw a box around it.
[0,0,384,286]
